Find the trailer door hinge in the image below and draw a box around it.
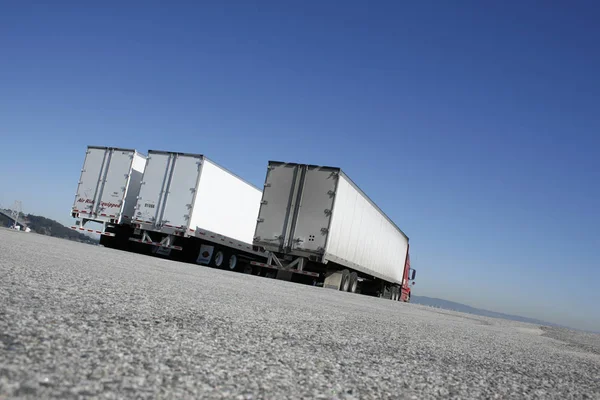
[264,183,271,188]
[257,218,264,223]
[260,200,268,205]
[321,228,329,234]
[324,209,332,216]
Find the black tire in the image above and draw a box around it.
[227,253,239,271]
[340,269,350,291]
[348,272,358,293]
[210,249,226,268]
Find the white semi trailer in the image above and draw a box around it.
[251,161,416,301]
[70,146,147,246]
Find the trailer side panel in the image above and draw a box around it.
[326,174,408,284]
[190,159,262,244]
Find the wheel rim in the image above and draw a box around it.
[214,251,224,267]
[228,254,237,270]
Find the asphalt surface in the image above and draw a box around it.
[1,229,599,399]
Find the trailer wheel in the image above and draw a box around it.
[348,272,358,293]
[243,264,253,274]
[212,250,225,268]
[340,269,350,291]
[228,254,238,270]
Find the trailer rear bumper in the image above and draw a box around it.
[70,226,116,237]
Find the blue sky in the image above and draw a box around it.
[1,1,599,331]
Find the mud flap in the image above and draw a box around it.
[196,244,214,265]
[323,270,343,290]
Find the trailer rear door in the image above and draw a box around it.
[160,153,202,229]
[136,152,172,224]
[135,152,202,229]
[95,150,134,219]
[73,147,107,216]
[254,163,298,251]
[254,163,338,255]
[290,166,338,253]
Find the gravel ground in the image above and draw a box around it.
[1,229,599,399]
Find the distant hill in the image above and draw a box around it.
[7,214,99,245]
[411,295,563,327]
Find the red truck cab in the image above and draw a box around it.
[400,245,417,302]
